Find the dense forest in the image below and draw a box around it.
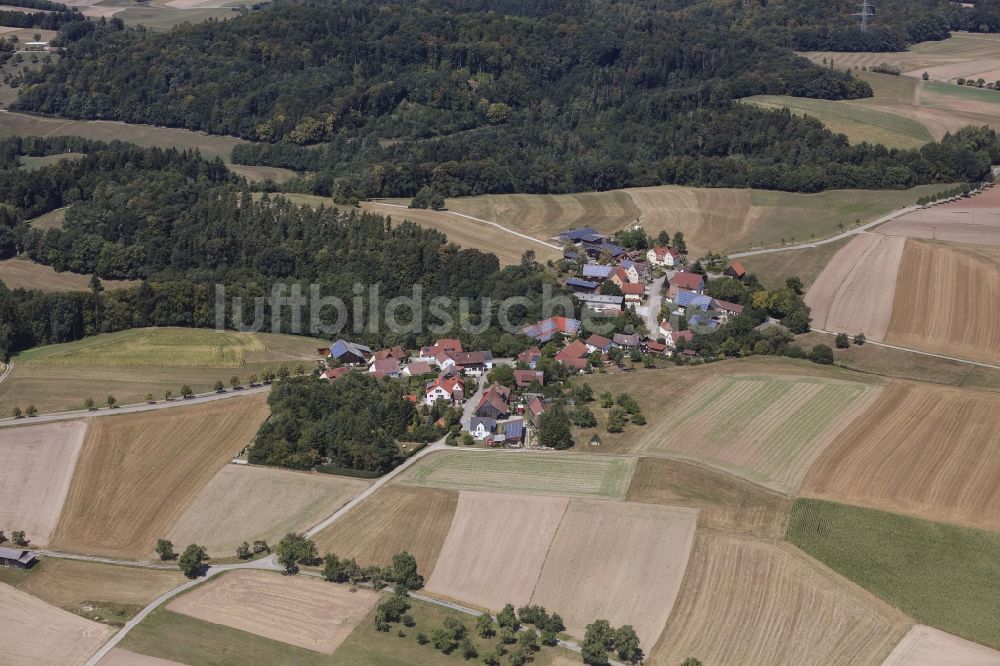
[0,138,558,359]
[250,373,414,471]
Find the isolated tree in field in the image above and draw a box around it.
[214,380,224,393]
[84,397,95,411]
[248,374,258,386]
[11,531,27,547]
[572,382,594,402]
[809,344,834,365]
[25,405,37,417]
[261,368,275,383]
[180,385,193,398]
[477,613,495,638]
[614,625,642,663]
[431,627,453,652]
[607,408,626,433]
[571,404,596,428]
[585,620,616,650]
[106,395,117,409]
[680,659,703,666]
[155,539,175,561]
[164,390,172,401]
[600,391,614,408]
[145,393,154,404]
[178,543,207,578]
[854,332,866,345]
[252,539,270,554]
[11,406,21,419]
[631,411,646,426]
[538,403,574,450]
[230,376,240,390]
[236,541,251,559]
[276,533,318,573]
[835,333,850,349]
[277,365,290,380]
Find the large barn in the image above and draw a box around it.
[0,546,38,569]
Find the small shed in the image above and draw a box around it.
[0,547,38,569]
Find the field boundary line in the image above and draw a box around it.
[0,360,10,386]
[367,201,562,251]
[527,499,571,604]
[812,329,1000,370]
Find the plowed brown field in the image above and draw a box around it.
[885,240,1000,364]
[51,396,270,558]
[312,485,458,577]
[0,420,86,545]
[802,382,1000,532]
[806,232,906,340]
[167,569,379,654]
[649,534,909,666]
[626,458,791,538]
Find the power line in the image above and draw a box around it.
[852,0,875,32]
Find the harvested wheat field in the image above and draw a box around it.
[0,582,115,665]
[884,240,1000,364]
[0,420,86,545]
[0,258,136,293]
[880,185,1000,246]
[51,395,270,558]
[99,649,185,666]
[806,232,906,340]
[167,465,368,557]
[883,625,1000,666]
[425,492,569,611]
[313,485,458,577]
[530,500,697,647]
[802,382,1000,532]
[167,569,379,654]
[626,457,791,538]
[649,534,909,666]
[638,374,881,492]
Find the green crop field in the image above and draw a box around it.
[0,327,328,414]
[120,607,338,666]
[788,499,1000,650]
[400,450,636,499]
[638,375,881,492]
[742,95,934,149]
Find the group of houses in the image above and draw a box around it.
[519,317,668,368]
[321,338,494,385]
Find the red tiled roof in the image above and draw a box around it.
[646,341,667,353]
[620,282,646,296]
[585,334,612,349]
[321,367,350,380]
[374,345,406,361]
[671,272,704,291]
[371,358,401,378]
[514,369,544,388]
[555,340,590,369]
[713,299,744,314]
[726,261,747,277]
[405,361,433,375]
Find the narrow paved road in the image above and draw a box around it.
[0,384,270,429]
[642,275,667,336]
[367,201,562,251]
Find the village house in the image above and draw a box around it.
[581,263,615,280]
[424,373,464,406]
[444,350,494,376]
[525,395,546,427]
[469,416,497,441]
[514,369,545,389]
[645,340,668,355]
[613,332,640,348]
[320,366,351,381]
[575,293,624,313]
[610,266,629,287]
[620,259,650,283]
[566,277,599,294]
[0,547,37,569]
[724,261,747,280]
[516,346,542,368]
[369,357,402,379]
[713,299,744,322]
[555,339,590,370]
[372,346,407,363]
[402,360,434,376]
[665,327,694,350]
[668,271,706,295]
[493,418,525,446]
[674,289,714,312]
[647,246,683,268]
[522,316,582,342]
[328,339,373,366]
[620,281,646,306]
[475,384,513,419]
[585,334,615,354]
[417,338,463,363]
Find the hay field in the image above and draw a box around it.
[227,163,297,184]
[168,570,379,654]
[0,420,85,545]
[626,457,791,538]
[51,395,270,558]
[636,374,881,492]
[441,185,940,255]
[743,94,933,148]
[0,110,246,161]
[738,237,850,291]
[802,382,1000,532]
[312,485,458,576]
[8,558,184,624]
[649,534,909,666]
[0,327,326,414]
[426,492,569,611]
[167,465,368,557]
[885,240,1000,364]
[19,152,85,170]
[99,649,184,666]
[399,450,635,499]
[788,500,1000,649]
[0,582,115,665]
[529,500,697,647]
[883,625,1000,666]
[28,206,66,230]
[806,232,906,340]
[0,258,137,292]
[880,185,1000,246]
